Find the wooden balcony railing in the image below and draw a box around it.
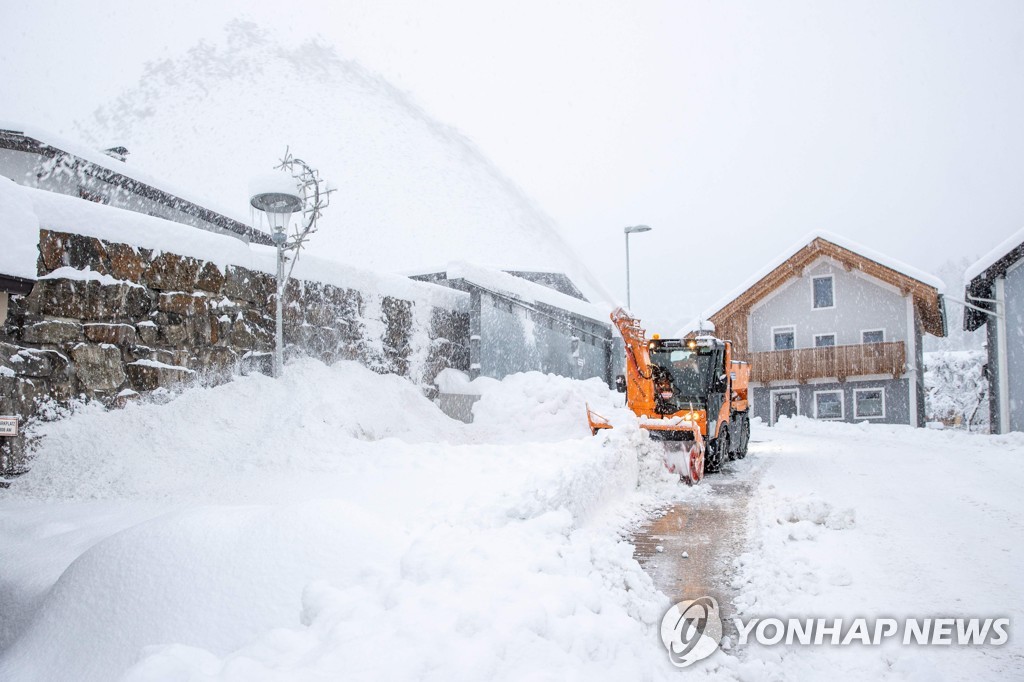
[749,341,906,384]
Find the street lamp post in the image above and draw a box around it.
[250,178,303,378]
[624,224,652,310]
[249,152,334,379]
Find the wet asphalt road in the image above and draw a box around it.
[632,452,761,634]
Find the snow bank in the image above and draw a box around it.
[471,370,628,443]
[8,360,465,502]
[433,367,486,394]
[0,361,682,681]
[730,417,1024,681]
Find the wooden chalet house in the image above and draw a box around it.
[683,233,947,426]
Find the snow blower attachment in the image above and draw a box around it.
[586,406,613,434]
[591,308,751,483]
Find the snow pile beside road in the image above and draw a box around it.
[472,371,631,443]
[0,363,681,681]
[730,417,1024,681]
[10,359,466,502]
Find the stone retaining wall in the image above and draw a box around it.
[0,229,469,475]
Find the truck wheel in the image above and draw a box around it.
[705,426,729,473]
[686,441,704,485]
[735,417,750,459]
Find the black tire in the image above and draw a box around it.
[705,426,729,473]
[735,416,750,459]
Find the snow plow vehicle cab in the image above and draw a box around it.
[646,334,751,464]
[588,308,751,482]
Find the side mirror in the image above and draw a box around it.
[615,375,627,393]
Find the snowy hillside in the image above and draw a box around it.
[74,21,613,307]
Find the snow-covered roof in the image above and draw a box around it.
[964,225,1024,285]
[439,262,611,324]
[0,177,468,310]
[0,121,253,227]
[813,231,944,290]
[675,230,944,336]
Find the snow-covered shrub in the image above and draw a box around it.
[924,350,988,431]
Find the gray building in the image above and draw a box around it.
[964,227,1024,434]
[684,233,946,427]
[413,263,614,420]
[0,125,271,246]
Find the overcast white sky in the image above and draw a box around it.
[3,0,1023,331]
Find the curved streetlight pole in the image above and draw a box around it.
[249,151,334,378]
[251,190,302,377]
[624,224,652,310]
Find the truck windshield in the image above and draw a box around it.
[649,348,717,404]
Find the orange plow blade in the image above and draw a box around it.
[586,405,613,436]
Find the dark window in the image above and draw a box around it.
[815,392,843,419]
[649,346,720,406]
[773,328,795,350]
[855,389,885,418]
[813,276,834,308]
[814,334,836,347]
[862,330,884,344]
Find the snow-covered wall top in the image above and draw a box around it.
[0,177,467,311]
[72,20,614,310]
[0,178,40,280]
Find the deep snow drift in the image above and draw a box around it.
[1,363,1021,680]
[0,360,683,681]
[729,417,1023,681]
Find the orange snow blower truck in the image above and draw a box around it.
[587,308,751,483]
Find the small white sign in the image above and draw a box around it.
[576,357,585,367]
[0,416,19,437]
